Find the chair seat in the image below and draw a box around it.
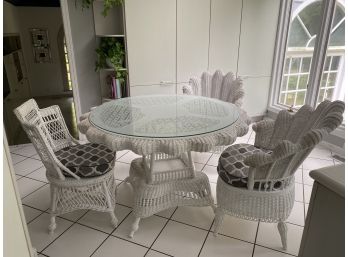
[217,143,271,187]
[55,143,115,178]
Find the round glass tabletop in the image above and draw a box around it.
[89,95,240,138]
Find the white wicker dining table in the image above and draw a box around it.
[78,94,249,157]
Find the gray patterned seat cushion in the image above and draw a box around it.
[217,144,272,188]
[55,143,115,178]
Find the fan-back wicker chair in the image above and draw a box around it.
[14,99,118,234]
[183,70,251,125]
[213,100,345,250]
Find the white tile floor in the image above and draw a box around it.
[9,129,344,257]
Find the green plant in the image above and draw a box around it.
[79,0,123,17]
[95,38,127,82]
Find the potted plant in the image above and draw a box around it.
[79,0,124,17]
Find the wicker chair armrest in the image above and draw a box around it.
[252,119,275,149]
[51,155,81,180]
[245,140,299,167]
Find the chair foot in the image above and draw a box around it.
[277,221,288,250]
[128,217,140,238]
[48,216,56,235]
[213,210,224,237]
[110,211,118,228]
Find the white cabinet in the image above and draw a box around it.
[130,83,176,96]
[238,0,280,77]
[208,0,242,74]
[125,0,176,87]
[177,0,210,83]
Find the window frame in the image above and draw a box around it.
[268,0,344,137]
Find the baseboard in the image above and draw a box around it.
[319,141,345,158]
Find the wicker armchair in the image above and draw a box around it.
[14,99,118,234]
[213,100,345,250]
[183,70,251,125]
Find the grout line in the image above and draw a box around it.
[253,243,297,257]
[197,219,215,256]
[20,183,48,200]
[144,207,178,256]
[16,164,45,178]
[251,220,260,257]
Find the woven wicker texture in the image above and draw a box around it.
[14,99,118,234]
[214,100,345,250]
[183,70,251,125]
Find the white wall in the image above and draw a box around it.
[16,6,67,97]
[3,1,20,34]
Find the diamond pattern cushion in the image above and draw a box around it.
[217,144,271,187]
[55,143,115,178]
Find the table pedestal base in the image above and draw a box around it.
[127,158,214,238]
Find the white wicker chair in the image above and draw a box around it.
[183,70,251,125]
[14,99,118,234]
[213,100,345,250]
[127,153,214,238]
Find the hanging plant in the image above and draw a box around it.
[78,0,124,17]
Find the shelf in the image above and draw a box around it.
[100,68,127,71]
[96,34,125,37]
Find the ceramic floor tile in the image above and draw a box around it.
[115,181,134,207]
[155,207,177,219]
[302,157,334,170]
[171,206,214,230]
[14,158,43,176]
[286,201,305,226]
[9,144,25,152]
[200,232,254,257]
[16,175,23,180]
[202,165,218,183]
[302,169,314,186]
[27,213,73,252]
[256,222,303,256]
[92,235,148,257]
[78,205,131,233]
[234,137,249,144]
[253,245,294,257]
[308,146,332,160]
[295,183,304,203]
[26,167,48,183]
[43,224,108,257]
[116,150,130,160]
[17,177,46,198]
[303,185,313,204]
[113,213,167,247]
[59,210,88,222]
[30,154,41,161]
[206,154,219,166]
[294,169,303,184]
[145,250,169,257]
[22,184,51,211]
[152,220,207,257]
[23,205,43,224]
[12,144,37,157]
[117,151,142,164]
[10,153,27,165]
[114,162,131,181]
[212,215,258,243]
[191,151,212,164]
[194,162,205,171]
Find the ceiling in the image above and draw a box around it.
[4,0,60,7]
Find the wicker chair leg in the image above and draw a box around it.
[48,186,57,234]
[277,221,288,250]
[103,182,118,227]
[213,209,224,237]
[129,217,141,238]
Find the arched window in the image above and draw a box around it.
[278,1,345,108]
[57,25,72,91]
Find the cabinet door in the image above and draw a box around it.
[177,0,210,83]
[209,0,242,74]
[130,83,176,96]
[238,0,280,77]
[125,0,176,87]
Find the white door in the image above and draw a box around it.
[208,0,242,74]
[176,0,210,84]
[125,0,176,95]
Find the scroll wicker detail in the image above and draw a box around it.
[213,100,345,250]
[14,99,118,234]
